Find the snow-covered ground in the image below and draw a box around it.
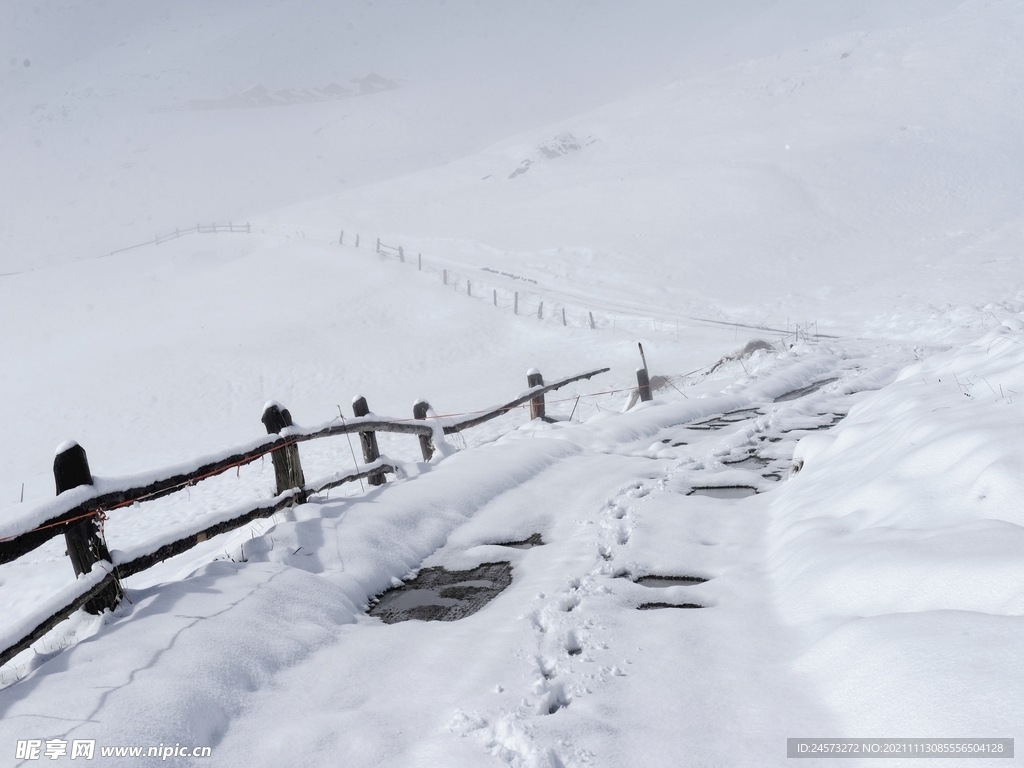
[2,1,1023,765]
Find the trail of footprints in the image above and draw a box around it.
[370,376,856,764]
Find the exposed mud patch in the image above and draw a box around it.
[493,533,544,549]
[369,562,513,624]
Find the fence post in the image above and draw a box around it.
[514,292,519,315]
[418,253,422,271]
[537,301,544,320]
[493,289,497,307]
[398,246,404,263]
[467,280,471,297]
[589,311,596,330]
[376,237,381,254]
[356,234,360,248]
[352,396,385,486]
[54,442,122,614]
[562,308,566,327]
[247,222,251,234]
[413,400,434,461]
[636,367,653,402]
[527,369,546,420]
[339,230,344,245]
[443,269,447,285]
[261,403,307,502]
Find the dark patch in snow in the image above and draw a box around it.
[369,561,512,624]
[774,377,839,402]
[687,485,759,499]
[637,602,704,610]
[493,532,544,549]
[635,575,708,588]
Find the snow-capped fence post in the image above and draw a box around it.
[261,403,307,502]
[398,246,404,263]
[636,368,653,402]
[352,396,385,486]
[54,442,122,614]
[413,400,434,461]
[527,370,546,420]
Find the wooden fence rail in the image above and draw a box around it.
[0,366,609,669]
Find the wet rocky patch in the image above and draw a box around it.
[687,485,759,499]
[635,575,708,588]
[369,561,513,624]
[492,533,544,549]
[774,378,839,402]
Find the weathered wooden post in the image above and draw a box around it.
[636,367,653,402]
[589,311,596,330]
[514,292,519,315]
[352,396,385,486]
[538,301,544,320]
[493,289,497,307]
[261,403,306,502]
[413,400,434,461]
[443,269,448,285]
[398,246,404,263]
[562,308,567,326]
[54,442,122,614]
[339,230,344,245]
[527,369,546,420]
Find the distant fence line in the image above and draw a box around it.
[335,229,823,342]
[102,222,251,258]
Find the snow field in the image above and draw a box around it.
[769,320,1024,743]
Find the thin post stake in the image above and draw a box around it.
[356,234,360,248]
[493,289,497,307]
[443,269,447,285]
[54,442,121,613]
[467,280,471,297]
[261,403,307,502]
[527,369,546,420]
[636,367,653,402]
[537,301,543,320]
[418,253,422,271]
[413,400,434,461]
[514,292,519,315]
[589,311,595,330]
[339,230,344,245]
[376,237,381,254]
[399,246,404,263]
[352,396,385,486]
[562,308,566,326]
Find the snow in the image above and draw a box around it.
[2,0,1024,764]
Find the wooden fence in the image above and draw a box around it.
[0,366,609,668]
[103,222,251,258]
